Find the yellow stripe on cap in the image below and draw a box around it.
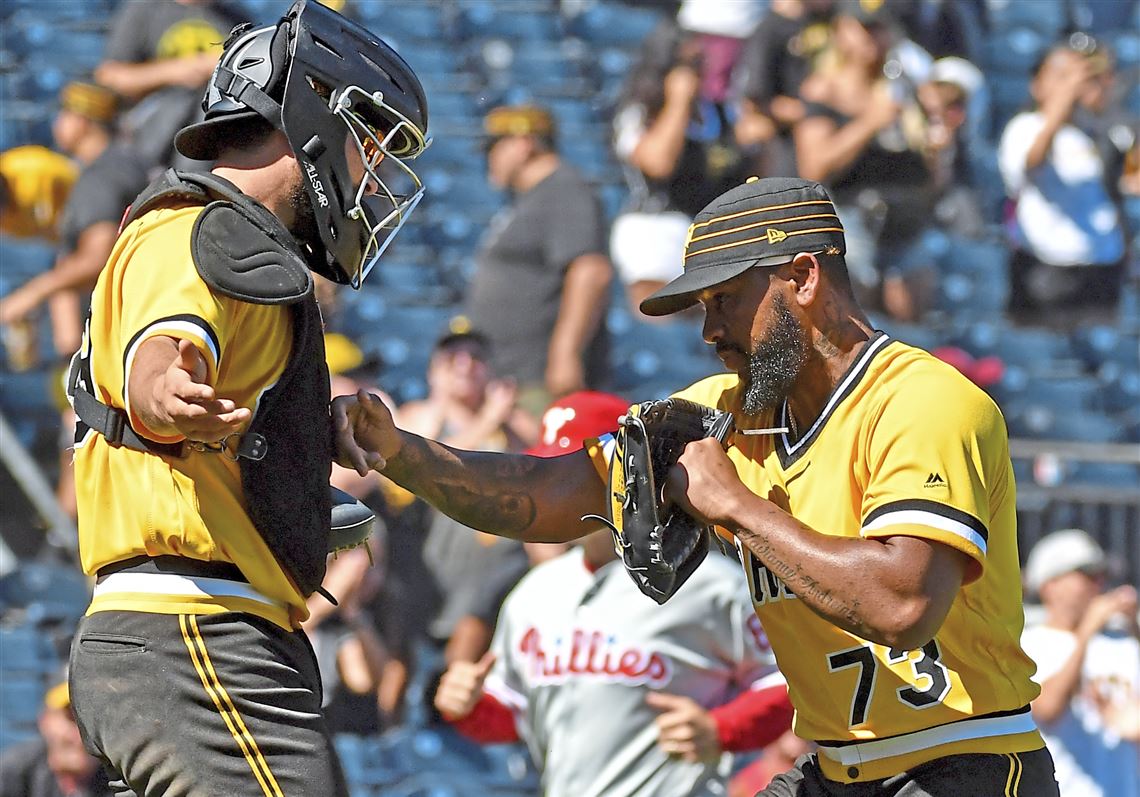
[685,226,845,260]
[688,211,842,245]
[689,199,836,232]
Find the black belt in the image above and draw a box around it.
[96,555,247,583]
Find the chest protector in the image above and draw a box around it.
[71,169,334,596]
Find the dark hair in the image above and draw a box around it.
[617,19,693,120]
[434,330,490,355]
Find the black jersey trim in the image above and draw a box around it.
[777,332,892,468]
[863,499,990,543]
[121,314,222,384]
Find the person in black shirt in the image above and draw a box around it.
[734,0,837,178]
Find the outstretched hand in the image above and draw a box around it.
[331,389,400,476]
[145,338,251,443]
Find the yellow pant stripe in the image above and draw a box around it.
[1003,753,1018,796]
[179,615,282,797]
[1012,752,1023,795]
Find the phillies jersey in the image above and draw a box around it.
[71,205,301,628]
[483,547,780,797]
[587,333,1043,783]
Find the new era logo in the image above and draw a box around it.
[924,473,946,488]
[766,228,788,244]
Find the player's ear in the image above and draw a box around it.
[787,252,821,308]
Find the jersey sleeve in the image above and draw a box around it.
[860,365,1005,580]
[116,212,234,440]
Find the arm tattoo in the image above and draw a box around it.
[384,435,538,537]
[736,521,869,636]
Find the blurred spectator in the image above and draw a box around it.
[794,0,937,321]
[0,146,77,242]
[435,390,793,797]
[399,325,538,453]
[0,82,147,521]
[998,42,1127,328]
[917,57,989,238]
[1066,36,1140,208]
[301,332,394,733]
[611,10,753,317]
[467,105,612,414]
[890,0,984,63]
[94,0,242,170]
[366,326,537,722]
[0,674,114,797]
[0,82,147,360]
[734,0,837,178]
[1021,529,1140,797]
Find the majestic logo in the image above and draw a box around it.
[303,161,329,208]
[766,228,788,244]
[518,627,671,687]
[924,472,946,488]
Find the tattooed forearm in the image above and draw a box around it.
[736,526,871,638]
[384,434,539,537]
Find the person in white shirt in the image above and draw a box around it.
[1020,528,1139,797]
[997,43,1126,327]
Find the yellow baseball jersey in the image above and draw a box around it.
[0,145,77,241]
[588,333,1042,782]
[73,205,302,629]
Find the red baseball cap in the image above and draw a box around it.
[527,391,629,458]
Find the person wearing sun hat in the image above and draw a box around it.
[1020,528,1139,797]
[339,175,1059,794]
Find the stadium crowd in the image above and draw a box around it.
[0,1,1137,796]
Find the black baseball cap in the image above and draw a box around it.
[639,177,846,317]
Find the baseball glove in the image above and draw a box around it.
[586,398,735,604]
[329,486,375,558]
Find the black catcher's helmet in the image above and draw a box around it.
[175,0,430,288]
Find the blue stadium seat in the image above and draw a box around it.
[357,3,448,40]
[0,673,45,729]
[567,2,663,47]
[460,5,562,40]
[1068,461,1140,488]
[1069,0,1139,33]
[0,624,55,674]
[984,0,1069,36]
[0,561,90,624]
[982,28,1049,75]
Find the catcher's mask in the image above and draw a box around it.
[175,0,430,289]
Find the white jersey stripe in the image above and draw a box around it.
[94,571,285,610]
[817,709,1037,766]
[861,509,988,555]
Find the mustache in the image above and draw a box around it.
[716,343,745,358]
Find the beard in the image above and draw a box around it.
[286,175,321,253]
[741,292,812,416]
